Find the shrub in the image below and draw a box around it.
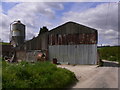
[98,46,120,63]
[108,56,117,61]
[2,61,77,88]
[98,59,103,66]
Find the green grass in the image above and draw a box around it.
[0,42,10,45]
[98,46,120,63]
[2,61,77,88]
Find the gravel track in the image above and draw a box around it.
[57,60,119,88]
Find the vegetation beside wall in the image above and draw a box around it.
[0,42,10,45]
[2,61,77,88]
[98,46,120,64]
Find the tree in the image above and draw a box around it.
[38,26,48,35]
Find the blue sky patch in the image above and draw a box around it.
[2,2,19,14]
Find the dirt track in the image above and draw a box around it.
[57,60,119,88]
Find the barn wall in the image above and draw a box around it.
[48,33,97,45]
[49,44,97,64]
[24,32,48,51]
[40,33,48,50]
[2,45,13,58]
[25,51,39,62]
[16,22,98,64]
[16,50,26,60]
[16,50,47,62]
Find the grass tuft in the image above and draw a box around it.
[2,61,77,88]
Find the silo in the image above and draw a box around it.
[10,21,25,47]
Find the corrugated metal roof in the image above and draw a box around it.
[49,21,97,34]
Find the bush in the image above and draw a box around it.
[98,59,103,66]
[2,61,77,88]
[108,56,117,61]
[98,46,120,63]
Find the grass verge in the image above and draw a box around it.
[2,61,77,88]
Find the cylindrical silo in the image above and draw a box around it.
[10,20,25,47]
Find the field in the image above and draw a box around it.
[2,61,77,88]
[98,46,120,63]
[0,42,10,45]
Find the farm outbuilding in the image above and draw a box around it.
[48,22,98,64]
[10,21,25,47]
[12,21,98,64]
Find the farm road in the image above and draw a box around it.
[57,60,119,88]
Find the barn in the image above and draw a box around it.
[12,21,98,64]
[48,22,98,64]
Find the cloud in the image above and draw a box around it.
[0,4,2,35]
[1,13,11,42]
[7,2,57,20]
[2,0,119,2]
[1,2,119,46]
[0,5,2,13]
[1,2,64,42]
[62,3,118,45]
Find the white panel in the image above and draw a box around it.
[88,45,91,64]
[59,45,63,62]
[48,44,97,65]
[68,45,75,64]
[62,45,68,63]
[12,30,20,36]
[48,46,52,61]
[80,45,84,64]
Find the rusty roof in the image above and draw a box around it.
[49,21,97,34]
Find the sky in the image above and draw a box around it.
[0,0,119,46]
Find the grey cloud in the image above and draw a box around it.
[45,2,64,10]
[62,3,118,45]
[3,0,120,2]
[1,2,64,42]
